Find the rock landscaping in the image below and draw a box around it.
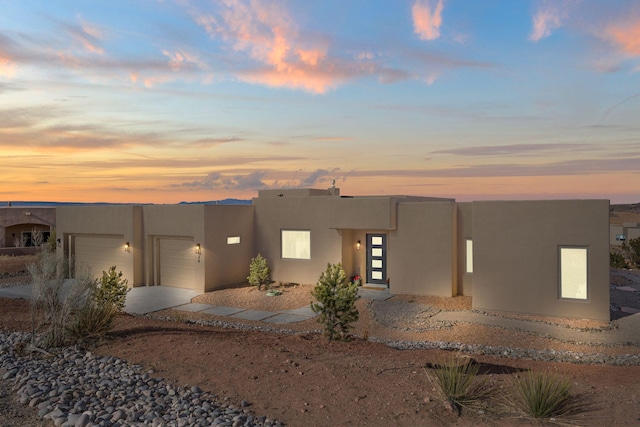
[0,331,282,427]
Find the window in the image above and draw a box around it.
[616,234,626,242]
[465,239,473,273]
[227,236,241,245]
[282,230,310,259]
[560,247,587,300]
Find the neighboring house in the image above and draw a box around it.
[56,188,610,321]
[0,207,55,252]
[610,223,640,246]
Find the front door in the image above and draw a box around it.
[366,234,387,286]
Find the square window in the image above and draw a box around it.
[560,247,587,300]
[281,230,310,259]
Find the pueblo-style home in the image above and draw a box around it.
[55,188,610,320]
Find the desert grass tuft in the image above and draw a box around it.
[512,371,588,423]
[425,355,492,415]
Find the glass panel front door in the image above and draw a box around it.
[366,234,387,285]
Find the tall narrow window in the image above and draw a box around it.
[560,247,587,300]
[465,239,473,273]
[281,230,311,259]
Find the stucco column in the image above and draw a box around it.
[0,226,5,247]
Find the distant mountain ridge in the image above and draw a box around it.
[0,199,252,207]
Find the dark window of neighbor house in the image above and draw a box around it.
[22,231,51,247]
[281,230,310,259]
[559,247,588,300]
[615,234,626,242]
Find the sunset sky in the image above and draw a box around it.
[1,0,639,204]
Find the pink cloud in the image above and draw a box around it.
[191,0,349,93]
[412,0,445,41]
[605,20,640,56]
[0,55,15,78]
[529,7,562,41]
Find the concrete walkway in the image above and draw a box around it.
[2,283,639,344]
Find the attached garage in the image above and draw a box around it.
[156,237,196,289]
[74,235,129,279]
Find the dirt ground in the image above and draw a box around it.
[1,256,640,426]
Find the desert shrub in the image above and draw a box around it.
[425,356,491,415]
[44,228,57,254]
[311,263,359,341]
[627,237,640,268]
[247,253,271,290]
[27,251,97,349]
[513,371,582,421]
[610,251,629,269]
[95,266,129,312]
[66,303,117,341]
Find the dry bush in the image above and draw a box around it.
[27,252,96,350]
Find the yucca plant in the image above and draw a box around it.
[425,356,491,415]
[513,371,582,421]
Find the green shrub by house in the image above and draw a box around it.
[95,266,130,312]
[311,263,359,341]
[628,237,640,268]
[247,253,271,290]
[610,250,628,269]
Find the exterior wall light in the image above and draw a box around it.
[124,242,130,252]
[356,240,361,250]
[195,243,201,255]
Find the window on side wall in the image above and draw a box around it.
[227,236,241,245]
[281,230,310,259]
[465,239,473,273]
[560,247,588,300]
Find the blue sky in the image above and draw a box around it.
[1,0,639,203]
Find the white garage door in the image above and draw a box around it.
[75,236,128,279]
[158,238,195,289]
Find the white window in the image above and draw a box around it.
[227,236,241,245]
[281,230,310,259]
[560,247,587,300]
[465,239,473,273]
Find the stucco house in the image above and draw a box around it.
[0,206,55,254]
[55,188,610,321]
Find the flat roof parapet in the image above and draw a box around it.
[257,188,340,198]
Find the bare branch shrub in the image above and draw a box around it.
[31,227,44,248]
[27,252,97,350]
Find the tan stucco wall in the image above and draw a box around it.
[253,194,343,285]
[456,203,473,296]
[56,206,139,285]
[470,200,610,320]
[204,205,254,291]
[388,202,455,296]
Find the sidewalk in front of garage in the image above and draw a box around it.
[137,286,391,325]
[0,283,388,325]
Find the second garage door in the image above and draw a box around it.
[158,238,196,289]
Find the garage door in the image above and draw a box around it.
[75,236,128,279]
[158,238,195,289]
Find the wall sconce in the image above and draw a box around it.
[195,243,201,255]
[124,242,130,252]
[56,238,61,244]
[356,240,361,250]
